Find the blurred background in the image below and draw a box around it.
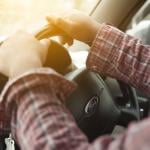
[0,0,98,39]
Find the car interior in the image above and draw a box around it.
[0,0,149,149]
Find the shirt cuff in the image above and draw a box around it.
[0,67,76,112]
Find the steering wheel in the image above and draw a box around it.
[65,68,140,141]
[0,25,140,143]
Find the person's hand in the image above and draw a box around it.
[46,9,100,45]
[0,31,50,78]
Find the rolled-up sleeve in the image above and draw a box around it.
[0,68,92,149]
[1,67,150,150]
[87,24,150,94]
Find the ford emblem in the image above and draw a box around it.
[85,96,99,115]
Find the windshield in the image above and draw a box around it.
[0,0,98,39]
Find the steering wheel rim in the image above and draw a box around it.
[116,81,140,126]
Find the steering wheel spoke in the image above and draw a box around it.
[117,107,140,127]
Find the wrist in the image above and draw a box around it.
[88,22,101,46]
[93,22,101,39]
[10,56,42,78]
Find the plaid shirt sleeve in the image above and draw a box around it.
[87,24,150,94]
[0,24,150,150]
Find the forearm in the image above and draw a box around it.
[1,70,114,150]
[1,68,150,150]
[14,84,88,149]
[1,68,89,150]
[8,73,150,150]
[87,24,150,94]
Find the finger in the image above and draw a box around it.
[67,38,74,46]
[46,14,61,25]
[46,15,72,33]
[58,36,73,46]
[58,36,66,45]
[35,24,65,40]
[39,39,51,63]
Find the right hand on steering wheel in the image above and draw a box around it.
[46,9,100,45]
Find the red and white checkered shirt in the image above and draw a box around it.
[0,24,150,149]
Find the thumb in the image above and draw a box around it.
[39,39,51,64]
[46,15,72,33]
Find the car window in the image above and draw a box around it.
[126,0,150,44]
[0,0,98,39]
